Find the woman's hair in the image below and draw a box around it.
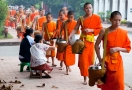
[84,2,92,8]
[24,28,33,37]
[110,11,122,19]
[34,34,42,43]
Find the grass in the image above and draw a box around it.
[0,32,13,39]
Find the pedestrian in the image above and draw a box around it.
[56,9,67,70]
[69,2,102,85]
[42,12,57,67]
[95,11,131,90]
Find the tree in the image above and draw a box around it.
[0,0,8,34]
[7,0,93,19]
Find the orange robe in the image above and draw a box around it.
[56,20,65,61]
[43,21,56,57]
[78,14,102,76]
[10,10,16,28]
[63,20,77,66]
[16,12,25,41]
[36,16,46,30]
[30,12,39,22]
[98,28,131,90]
[26,16,31,26]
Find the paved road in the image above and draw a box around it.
[0,27,132,89]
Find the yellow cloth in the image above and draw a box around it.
[80,34,94,42]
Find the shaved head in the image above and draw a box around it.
[62,6,68,15]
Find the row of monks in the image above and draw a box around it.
[5,2,131,90]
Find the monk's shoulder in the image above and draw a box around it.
[92,14,101,19]
[118,28,127,34]
[73,20,77,23]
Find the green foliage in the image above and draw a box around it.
[121,20,127,24]
[7,0,94,19]
[7,0,42,8]
[0,0,8,35]
[0,32,13,39]
[106,10,111,19]
[98,12,105,22]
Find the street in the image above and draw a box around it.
[0,33,132,89]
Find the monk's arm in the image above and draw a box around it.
[95,29,105,63]
[93,17,102,36]
[42,23,45,39]
[122,33,131,52]
[69,18,80,39]
[110,33,131,53]
[47,46,55,51]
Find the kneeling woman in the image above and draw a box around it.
[30,34,55,77]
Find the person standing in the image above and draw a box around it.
[95,11,131,90]
[56,10,67,70]
[69,2,102,85]
[42,13,57,67]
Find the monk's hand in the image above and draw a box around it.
[84,28,94,33]
[110,47,120,53]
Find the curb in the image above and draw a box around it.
[0,42,20,46]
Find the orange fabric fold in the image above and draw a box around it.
[79,14,102,76]
[98,28,131,90]
[63,20,77,66]
[36,16,46,30]
[43,21,56,57]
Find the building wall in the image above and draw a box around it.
[93,0,132,21]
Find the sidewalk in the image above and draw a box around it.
[0,56,131,90]
[0,25,132,89]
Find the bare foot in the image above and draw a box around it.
[65,72,69,75]
[68,67,71,72]
[59,67,64,70]
[96,79,104,85]
[82,81,87,85]
[52,64,57,67]
[47,61,50,63]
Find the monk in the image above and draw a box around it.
[61,11,77,75]
[29,5,39,29]
[56,10,67,70]
[95,11,131,90]
[15,6,26,40]
[69,2,102,85]
[42,13,57,67]
[30,5,39,22]
[62,6,68,18]
[35,8,46,31]
[10,7,16,29]
[25,10,31,27]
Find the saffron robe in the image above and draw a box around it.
[63,20,77,66]
[42,21,56,57]
[98,28,131,90]
[36,16,46,30]
[78,14,102,76]
[56,19,66,61]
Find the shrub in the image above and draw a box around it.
[121,20,127,24]
[0,0,8,35]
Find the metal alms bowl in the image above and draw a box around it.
[89,65,102,70]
